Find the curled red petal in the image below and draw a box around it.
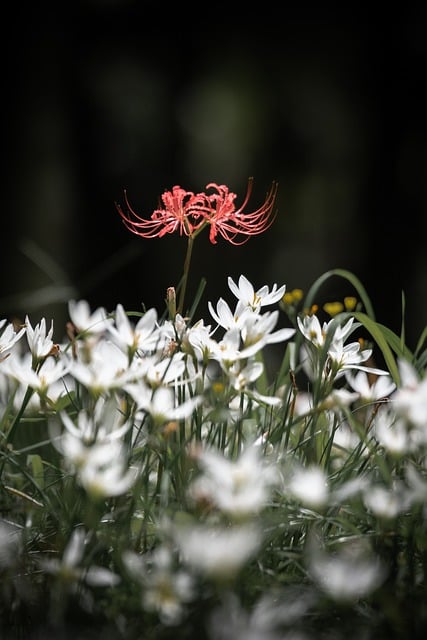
[201,178,278,245]
[116,179,278,244]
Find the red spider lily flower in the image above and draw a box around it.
[116,185,207,239]
[200,178,278,245]
[116,178,278,245]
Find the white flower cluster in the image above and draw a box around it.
[0,276,292,503]
[2,273,427,629]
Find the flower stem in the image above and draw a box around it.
[177,235,194,316]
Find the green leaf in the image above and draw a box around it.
[353,312,401,384]
[303,268,376,320]
[27,453,45,490]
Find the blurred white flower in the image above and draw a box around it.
[58,395,133,445]
[331,419,367,456]
[174,523,261,581]
[135,351,188,388]
[321,388,359,409]
[363,484,405,519]
[225,359,264,392]
[372,405,420,456]
[392,358,427,429]
[0,319,26,362]
[5,351,71,397]
[125,384,201,426]
[287,465,329,509]
[405,463,427,506]
[74,441,139,499]
[307,536,386,602]
[56,425,139,500]
[123,545,194,625]
[345,369,396,402]
[68,299,113,336]
[208,590,313,640]
[0,519,22,568]
[188,444,279,519]
[69,339,133,392]
[41,526,120,588]
[327,338,387,378]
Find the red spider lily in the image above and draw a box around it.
[116,178,278,315]
[116,178,278,245]
[200,178,278,245]
[116,185,207,239]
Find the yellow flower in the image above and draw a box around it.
[323,302,344,317]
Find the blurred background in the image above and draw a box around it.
[2,3,427,349]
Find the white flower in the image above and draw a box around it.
[331,420,367,456]
[68,299,113,335]
[58,395,133,445]
[297,314,356,349]
[208,297,250,331]
[287,465,329,509]
[69,339,132,392]
[345,369,396,402]
[327,339,387,377]
[328,343,369,372]
[405,463,427,505]
[5,351,71,397]
[183,319,217,363]
[0,319,26,361]
[77,442,139,499]
[210,328,244,366]
[107,304,160,355]
[321,388,359,409]
[300,329,388,382]
[292,391,314,416]
[174,523,261,581]
[363,484,405,519]
[25,315,55,361]
[208,301,294,357]
[125,384,201,426]
[58,438,139,499]
[159,313,188,343]
[0,519,22,569]
[239,310,295,354]
[133,352,188,388]
[123,546,194,625]
[225,359,264,392]
[208,591,313,640]
[227,274,286,312]
[308,537,386,602]
[41,527,120,588]
[247,389,283,407]
[188,444,279,518]
[372,405,420,455]
[392,358,427,428]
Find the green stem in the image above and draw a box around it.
[177,235,194,316]
[0,386,35,479]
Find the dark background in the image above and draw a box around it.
[3,4,427,349]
